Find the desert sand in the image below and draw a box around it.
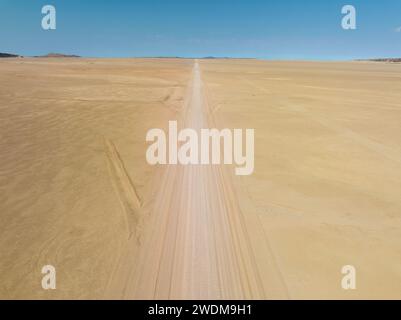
[0,58,400,299]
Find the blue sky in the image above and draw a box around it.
[0,0,400,59]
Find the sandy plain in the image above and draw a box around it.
[0,58,400,299]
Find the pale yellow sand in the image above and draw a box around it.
[200,59,401,299]
[0,58,192,299]
[0,58,400,299]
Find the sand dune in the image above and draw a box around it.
[0,58,400,299]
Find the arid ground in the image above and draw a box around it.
[0,58,400,299]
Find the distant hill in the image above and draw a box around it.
[357,58,401,63]
[0,53,20,58]
[202,56,257,60]
[36,53,81,58]
[202,56,230,59]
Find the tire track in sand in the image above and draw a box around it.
[104,138,142,240]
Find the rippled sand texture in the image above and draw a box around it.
[0,58,192,299]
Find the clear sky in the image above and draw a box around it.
[0,0,400,60]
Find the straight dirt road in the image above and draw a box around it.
[119,61,288,299]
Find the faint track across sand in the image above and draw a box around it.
[104,138,142,240]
